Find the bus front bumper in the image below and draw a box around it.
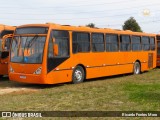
[9,73,45,84]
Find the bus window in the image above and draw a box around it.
[15,27,48,34]
[132,36,141,51]
[47,30,69,73]
[142,36,150,51]
[106,34,119,52]
[72,32,90,53]
[120,35,131,51]
[91,33,104,52]
[4,37,12,51]
[51,30,69,57]
[11,36,46,63]
[48,37,54,59]
[150,37,155,51]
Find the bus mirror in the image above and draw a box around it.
[53,44,59,56]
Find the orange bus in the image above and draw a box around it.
[156,35,160,66]
[9,23,156,84]
[0,25,15,77]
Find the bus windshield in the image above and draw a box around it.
[11,36,46,63]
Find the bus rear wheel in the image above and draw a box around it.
[133,62,141,74]
[72,66,84,84]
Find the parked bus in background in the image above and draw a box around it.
[0,25,15,78]
[9,23,156,84]
[156,35,160,66]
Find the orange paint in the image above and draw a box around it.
[0,25,15,77]
[9,23,157,84]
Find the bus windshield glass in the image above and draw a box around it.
[11,36,46,63]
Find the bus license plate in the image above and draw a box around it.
[20,75,26,79]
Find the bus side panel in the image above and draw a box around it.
[86,64,134,79]
[46,70,72,84]
[137,52,148,72]
[45,57,76,84]
[72,52,135,79]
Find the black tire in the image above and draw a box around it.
[133,62,141,74]
[72,66,85,84]
[0,75,3,78]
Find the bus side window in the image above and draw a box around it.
[48,37,54,58]
[106,34,119,52]
[72,32,90,53]
[91,33,104,52]
[150,37,155,51]
[132,36,141,51]
[51,30,69,57]
[120,35,131,51]
[142,36,150,51]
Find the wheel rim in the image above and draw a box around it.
[135,63,140,74]
[74,69,82,82]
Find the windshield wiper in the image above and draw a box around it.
[12,37,19,51]
[25,35,39,54]
[26,35,39,48]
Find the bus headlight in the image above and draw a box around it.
[33,67,42,75]
[10,66,14,73]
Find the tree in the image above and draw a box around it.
[122,17,143,32]
[86,23,96,28]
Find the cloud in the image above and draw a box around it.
[0,0,160,33]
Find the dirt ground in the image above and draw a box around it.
[0,87,38,95]
[0,78,39,95]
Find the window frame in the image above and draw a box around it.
[72,31,90,54]
[141,36,150,51]
[105,33,119,52]
[50,30,70,58]
[131,35,142,51]
[150,37,155,51]
[120,34,131,51]
[91,32,105,52]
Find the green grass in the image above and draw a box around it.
[124,83,160,102]
[0,69,160,119]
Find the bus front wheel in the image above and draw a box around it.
[133,62,141,74]
[72,66,84,84]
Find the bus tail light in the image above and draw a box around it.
[33,67,42,75]
[10,66,14,73]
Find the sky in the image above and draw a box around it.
[0,0,160,33]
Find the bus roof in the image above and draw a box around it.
[0,24,15,31]
[16,23,156,36]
